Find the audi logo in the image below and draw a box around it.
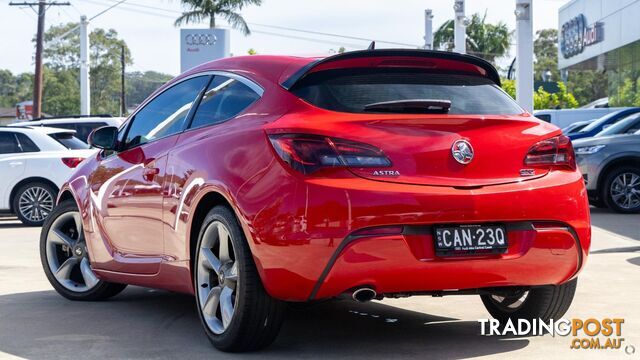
[561,14,586,59]
[185,34,217,46]
[561,14,604,59]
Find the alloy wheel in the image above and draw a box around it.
[19,186,54,223]
[197,221,239,335]
[610,172,640,210]
[44,211,99,292]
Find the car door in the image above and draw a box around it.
[0,132,25,211]
[163,74,262,261]
[87,75,210,274]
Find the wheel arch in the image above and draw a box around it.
[596,156,640,195]
[9,177,60,213]
[187,189,258,287]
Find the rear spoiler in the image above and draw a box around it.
[281,49,501,90]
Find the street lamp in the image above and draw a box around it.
[454,0,466,54]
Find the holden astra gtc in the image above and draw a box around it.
[40,49,591,352]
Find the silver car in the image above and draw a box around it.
[574,131,640,213]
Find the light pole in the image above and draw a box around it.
[515,0,533,112]
[424,9,434,50]
[454,0,466,54]
[80,15,90,116]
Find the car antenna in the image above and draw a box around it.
[367,41,375,50]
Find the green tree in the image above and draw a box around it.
[534,29,559,82]
[174,0,262,35]
[126,71,174,107]
[41,23,133,115]
[434,12,512,64]
[502,79,578,110]
[0,70,33,108]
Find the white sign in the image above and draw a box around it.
[180,28,230,73]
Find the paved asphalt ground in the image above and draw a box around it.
[0,208,638,359]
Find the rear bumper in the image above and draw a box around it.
[246,169,591,301]
[311,222,582,299]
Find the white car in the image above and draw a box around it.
[10,116,124,143]
[0,126,96,226]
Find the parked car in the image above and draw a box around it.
[580,97,609,109]
[534,107,627,128]
[0,126,95,225]
[594,112,640,137]
[561,119,594,134]
[574,131,640,213]
[10,115,124,143]
[568,107,640,140]
[40,50,590,352]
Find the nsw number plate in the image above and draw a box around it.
[434,224,508,256]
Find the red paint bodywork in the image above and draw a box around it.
[60,53,591,301]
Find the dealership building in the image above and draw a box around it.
[559,0,640,105]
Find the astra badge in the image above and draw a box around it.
[451,140,474,165]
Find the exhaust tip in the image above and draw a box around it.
[352,288,377,302]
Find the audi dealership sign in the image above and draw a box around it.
[180,28,230,72]
[560,14,604,59]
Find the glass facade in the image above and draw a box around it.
[606,40,640,106]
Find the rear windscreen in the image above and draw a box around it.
[49,133,90,149]
[291,69,523,115]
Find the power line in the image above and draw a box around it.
[89,0,127,20]
[87,0,421,47]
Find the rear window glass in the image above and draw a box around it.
[291,69,523,115]
[49,133,90,149]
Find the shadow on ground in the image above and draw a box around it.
[0,216,30,229]
[589,207,640,241]
[0,287,528,359]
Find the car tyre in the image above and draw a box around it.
[480,278,577,323]
[40,199,127,301]
[194,205,285,352]
[13,181,57,226]
[602,166,640,213]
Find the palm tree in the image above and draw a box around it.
[175,0,262,35]
[433,12,512,64]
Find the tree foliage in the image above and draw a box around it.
[434,12,512,64]
[0,23,174,117]
[41,23,133,115]
[501,79,578,110]
[175,0,262,34]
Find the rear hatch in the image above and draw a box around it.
[277,50,559,187]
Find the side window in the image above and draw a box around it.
[15,133,40,152]
[189,76,260,129]
[122,76,209,150]
[0,133,20,154]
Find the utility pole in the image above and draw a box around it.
[424,9,433,50]
[453,0,466,54]
[120,45,126,117]
[80,15,90,116]
[515,0,534,113]
[9,1,70,119]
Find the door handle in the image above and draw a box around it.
[142,166,160,181]
[9,161,23,167]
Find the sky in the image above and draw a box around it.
[0,0,570,76]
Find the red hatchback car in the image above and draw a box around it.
[40,49,590,352]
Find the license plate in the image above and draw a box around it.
[434,224,508,256]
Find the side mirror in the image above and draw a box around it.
[88,126,118,150]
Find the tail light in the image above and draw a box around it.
[61,157,85,168]
[268,134,391,174]
[524,135,576,170]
